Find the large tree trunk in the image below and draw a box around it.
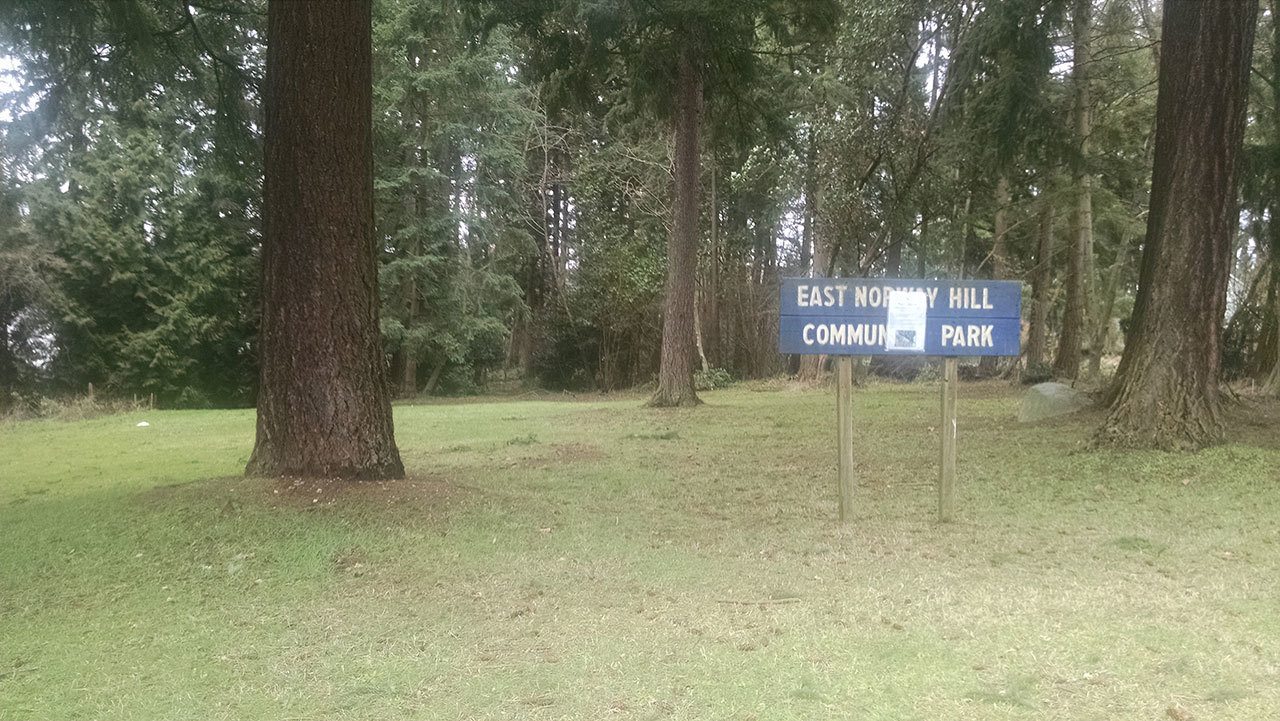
[1026,201,1055,367]
[1098,0,1257,449]
[1261,0,1280,395]
[247,0,404,479]
[1054,0,1094,381]
[649,46,703,407]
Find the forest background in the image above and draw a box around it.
[1,0,1276,411]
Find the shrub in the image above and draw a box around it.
[694,367,734,391]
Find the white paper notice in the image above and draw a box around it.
[885,289,928,352]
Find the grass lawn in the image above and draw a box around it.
[2,381,1279,720]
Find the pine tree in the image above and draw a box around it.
[1099,0,1258,449]
[246,0,404,478]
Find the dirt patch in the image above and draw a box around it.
[532,442,606,468]
[141,473,473,514]
[269,474,471,510]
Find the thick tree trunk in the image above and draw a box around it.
[1261,1,1280,394]
[1054,0,1094,381]
[1098,0,1257,449]
[247,0,404,479]
[1026,201,1054,367]
[649,46,703,407]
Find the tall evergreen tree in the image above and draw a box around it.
[247,0,404,478]
[1260,0,1280,394]
[1099,0,1258,449]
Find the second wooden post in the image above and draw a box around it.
[836,356,855,523]
[938,357,958,522]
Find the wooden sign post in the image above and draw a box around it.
[836,356,855,522]
[938,357,958,523]
[779,278,1022,524]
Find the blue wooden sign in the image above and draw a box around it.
[779,278,1022,357]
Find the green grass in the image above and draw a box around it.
[2,381,1279,720]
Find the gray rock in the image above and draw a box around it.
[1018,382,1089,423]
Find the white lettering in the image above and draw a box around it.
[803,323,815,345]
[796,285,809,307]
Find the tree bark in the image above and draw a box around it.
[649,45,703,407]
[1098,0,1258,449]
[1026,200,1055,367]
[247,0,404,479]
[1261,0,1280,394]
[1054,0,1094,381]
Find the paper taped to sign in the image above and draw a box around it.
[885,289,928,352]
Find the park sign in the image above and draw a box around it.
[777,277,1024,525]
[779,278,1022,357]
